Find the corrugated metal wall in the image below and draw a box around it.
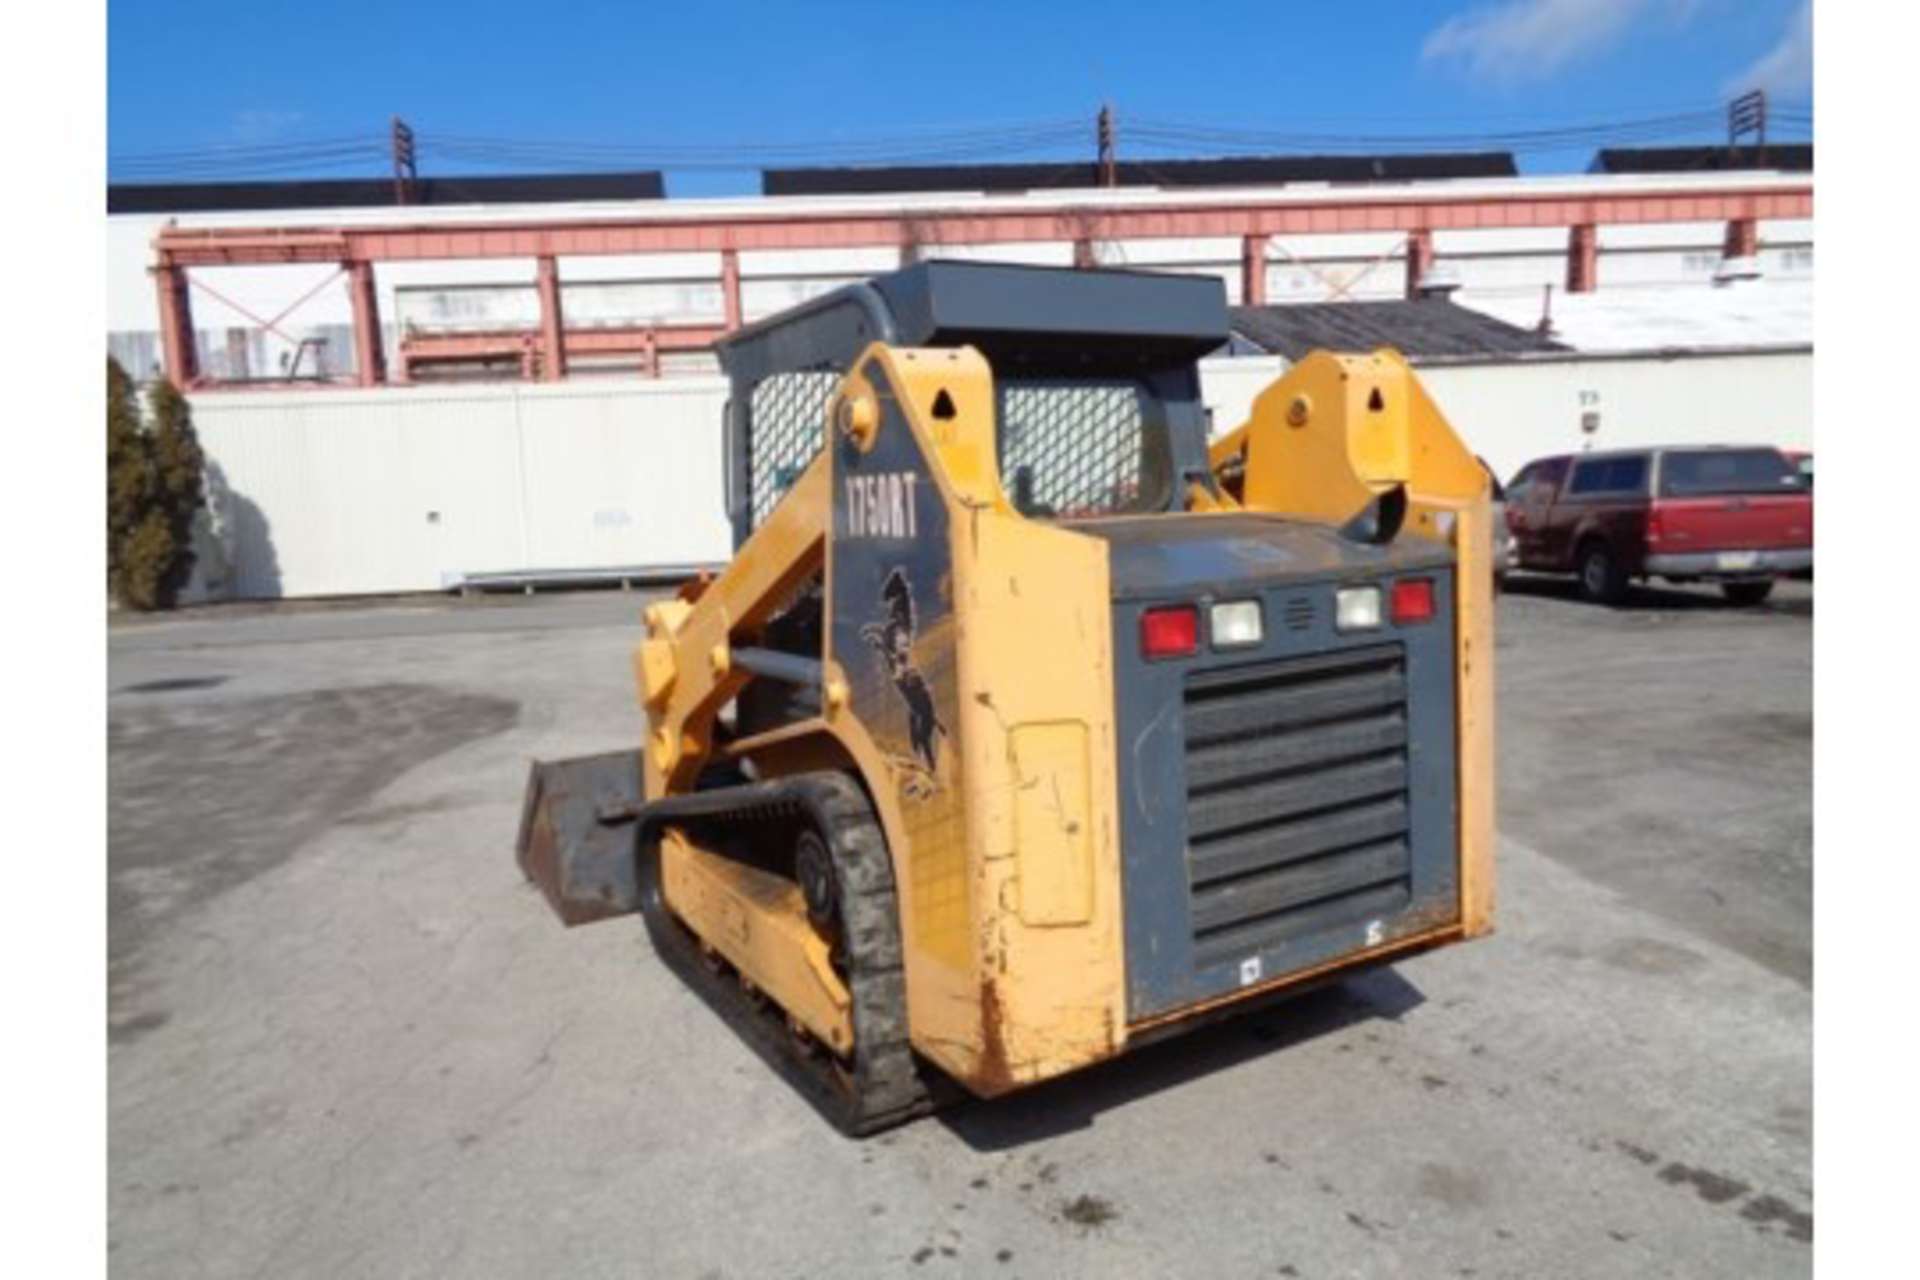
[189,379,730,599]
[187,350,1812,600]
[1416,352,1813,483]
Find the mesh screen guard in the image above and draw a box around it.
[744,371,1166,531]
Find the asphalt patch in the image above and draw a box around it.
[109,682,519,1043]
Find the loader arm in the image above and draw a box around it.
[636,458,830,798]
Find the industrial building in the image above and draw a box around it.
[105,153,1813,601]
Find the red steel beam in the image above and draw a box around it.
[1723,216,1759,259]
[564,324,728,355]
[154,184,1814,268]
[153,262,198,386]
[347,261,385,386]
[1240,234,1269,306]
[397,324,726,370]
[720,249,742,330]
[1404,228,1434,301]
[1566,224,1598,294]
[536,255,566,382]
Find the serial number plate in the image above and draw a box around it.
[1717,551,1760,571]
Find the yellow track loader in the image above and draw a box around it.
[517,262,1495,1135]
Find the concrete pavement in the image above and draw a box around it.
[108,582,1813,1278]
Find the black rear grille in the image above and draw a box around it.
[1183,647,1413,971]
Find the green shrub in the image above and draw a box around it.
[106,359,206,611]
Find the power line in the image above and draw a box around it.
[107,102,1813,183]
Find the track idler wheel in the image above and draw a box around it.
[795,829,839,937]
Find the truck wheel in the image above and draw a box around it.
[1577,542,1627,605]
[1721,579,1775,606]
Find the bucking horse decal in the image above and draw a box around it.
[861,568,946,794]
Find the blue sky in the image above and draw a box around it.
[107,0,1814,196]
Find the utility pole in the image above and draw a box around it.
[1728,90,1767,168]
[391,115,418,206]
[1096,104,1117,188]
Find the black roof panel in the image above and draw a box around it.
[107,172,666,215]
[764,153,1517,197]
[1590,145,1813,174]
[718,261,1232,384]
[1230,300,1567,361]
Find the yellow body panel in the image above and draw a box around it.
[1212,351,1415,524]
[1009,722,1094,926]
[823,345,1128,1094]
[949,510,1125,1091]
[658,826,855,1055]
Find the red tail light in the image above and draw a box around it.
[1140,605,1198,659]
[1391,578,1436,625]
[1647,506,1666,544]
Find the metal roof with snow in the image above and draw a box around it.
[1459,280,1813,355]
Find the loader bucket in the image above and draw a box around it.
[515,750,645,925]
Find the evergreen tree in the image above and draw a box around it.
[105,359,206,611]
[146,378,206,606]
[107,358,152,605]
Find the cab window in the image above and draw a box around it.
[1569,455,1648,496]
[1658,448,1801,498]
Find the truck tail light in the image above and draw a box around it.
[1140,605,1198,660]
[1647,507,1666,545]
[1391,578,1436,625]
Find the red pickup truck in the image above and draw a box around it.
[1505,445,1813,604]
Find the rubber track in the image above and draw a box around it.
[634,772,938,1137]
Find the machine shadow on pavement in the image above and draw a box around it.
[935,968,1426,1152]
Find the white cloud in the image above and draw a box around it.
[1726,1,1813,99]
[1423,0,1723,85]
[1424,0,1652,82]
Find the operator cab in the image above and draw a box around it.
[717,260,1227,544]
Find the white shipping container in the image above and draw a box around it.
[184,347,1809,601]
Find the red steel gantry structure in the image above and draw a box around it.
[150,176,1813,390]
